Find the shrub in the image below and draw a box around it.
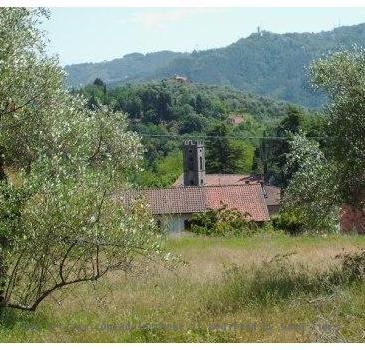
[189,205,256,237]
[336,249,365,282]
[272,210,305,235]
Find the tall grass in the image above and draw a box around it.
[1,234,365,342]
[206,250,365,314]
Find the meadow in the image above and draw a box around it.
[1,232,365,342]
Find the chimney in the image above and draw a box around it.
[183,140,206,186]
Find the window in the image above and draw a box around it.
[199,156,203,169]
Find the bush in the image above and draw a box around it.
[336,249,365,282]
[189,205,256,237]
[272,210,305,235]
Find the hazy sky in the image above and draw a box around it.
[43,7,365,66]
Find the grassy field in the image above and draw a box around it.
[1,232,365,342]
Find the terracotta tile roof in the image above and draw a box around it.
[117,184,270,222]
[227,114,245,125]
[119,187,206,215]
[204,185,269,221]
[173,174,281,207]
[173,174,258,186]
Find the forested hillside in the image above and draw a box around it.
[66,23,365,107]
[79,79,323,187]
[66,51,187,87]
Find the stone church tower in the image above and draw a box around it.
[183,140,206,186]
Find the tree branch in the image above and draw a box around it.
[59,242,77,284]
[0,93,43,119]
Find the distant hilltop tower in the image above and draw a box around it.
[183,140,206,186]
[257,26,263,37]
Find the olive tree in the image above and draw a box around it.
[282,133,340,231]
[309,47,365,207]
[0,8,164,311]
[283,47,365,231]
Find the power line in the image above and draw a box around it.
[137,133,329,141]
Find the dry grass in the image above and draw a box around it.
[1,232,365,342]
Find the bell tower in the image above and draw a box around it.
[183,140,206,186]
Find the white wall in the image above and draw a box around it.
[156,214,192,235]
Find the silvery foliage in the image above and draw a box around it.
[283,133,340,232]
[284,47,365,231]
[309,47,365,205]
[0,8,163,311]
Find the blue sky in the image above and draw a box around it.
[43,7,365,66]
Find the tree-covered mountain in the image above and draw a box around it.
[65,23,365,107]
[65,51,188,87]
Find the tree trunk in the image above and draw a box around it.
[0,149,7,305]
[0,236,6,305]
[0,150,6,181]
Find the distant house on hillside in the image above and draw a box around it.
[171,74,188,83]
[227,114,245,125]
[118,140,280,234]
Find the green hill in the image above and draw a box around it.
[66,23,365,107]
[65,51,187,88]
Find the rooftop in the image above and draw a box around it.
[117,183,270,222]
[227,114,245,125]
[173,173,260,187]
[173,173,281,206]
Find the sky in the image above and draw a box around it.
[42,7,365,66]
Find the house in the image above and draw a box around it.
[119,184,269,234]
[261,185,282,215]
[173,163,281,215]
[172,74,188,83]
[227,114,245,125]
[119,140,279,234]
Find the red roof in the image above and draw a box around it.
[227,115,245,125]
[204,185,269,221]
[173,174,281,206]
[117,184,269,222]
[173,174,259,186]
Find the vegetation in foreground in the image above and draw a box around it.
[0,8,163,312]
[1,233,365,343]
